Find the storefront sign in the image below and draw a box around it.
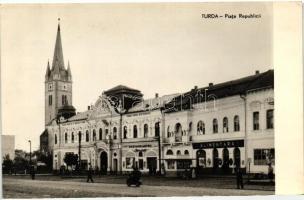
[124,144,153,148]
[192,140,244,149]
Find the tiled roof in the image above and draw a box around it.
[104,85,140,94]
[128,94,179,113]
[67,110,93,121]
[165,70,274,112]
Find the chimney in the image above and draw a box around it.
[255,70,260,75]
[209,83,213,87]
[194,86,198,90]
[155,93,159,98]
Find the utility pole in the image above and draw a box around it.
[28,140,32,165]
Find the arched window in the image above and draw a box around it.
[123,126,128,139]
[55,134,57,144]
[86,130,89,142]
[93,129,96,141]
[133,125,138,138]
[234,115,240,132]
[71,132,74,143]
[267,109,274,129]
[139,151,143,157]
[113,127,117,139]
[144,124,148,138]
[166,149,173,155]
[175,123,182,142]
[184,150,189,155]
[99,128,102,140]
[197,121,205,135]
[189,122,192,133]
[213,118,218,133]
[65,133,68,143]
[78,131,82,142]
[167,126,170,137]
[176,150,181,155]
[223,117,229,133]
[155,122,160,137]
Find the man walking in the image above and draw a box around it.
[235,167,244,189]
[87,164,94,183]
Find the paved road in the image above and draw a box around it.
[3,178,273,198]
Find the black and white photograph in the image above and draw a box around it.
[1,2,303,198]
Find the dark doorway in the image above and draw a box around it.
[222,148,230,174]
[147,157,157,175]
[196,150,206,176]
[212,148,219,173]
[234,147,241,168]
[100,152,108,175]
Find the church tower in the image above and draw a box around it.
[45,19,73,125]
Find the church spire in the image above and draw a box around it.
[45,60,51,79]
[52,18,65,72]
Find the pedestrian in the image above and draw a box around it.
[268,163,274,184]
[235,167,243,189]
[87,164,94,183]
[30,165,35,180]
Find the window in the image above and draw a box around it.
[139,159,144,170]
[113,127,117,140]
[184,150,189,155]
[166,150,173,155]
[133,125,138,138]
[167,160,175,169]
[254,148,275,165]
[99,128,102,140]
[213,118,218,133]
[144,124,148,138]
[86,130,89,142]
[177,150,181,155]
[126,157,135,169]
[223,117,229,133]
[62,95,67,105]
[71,132,74,143]
[93,129,96,141]
[48,95,52,106]
[123,126,128,139]
[167,126,170,138]
[197,121,205,135]
[78,131,82,142]
[188,122,192,133]
[267,109,274,129]
[55,134,57,144]
[253,112,259,130]
[65,133,68,143]
[155,122,160,137]
[234,115,240,132]
[177,160,191,169]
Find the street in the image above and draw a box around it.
[3,175,274,198]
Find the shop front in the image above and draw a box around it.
[193,139,245,175]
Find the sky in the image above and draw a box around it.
[1,3,273,151]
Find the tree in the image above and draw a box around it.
[63,153,78,171]
[14,149,30,173]
[2,154,13,174]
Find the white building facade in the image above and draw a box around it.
[44,22,274,176]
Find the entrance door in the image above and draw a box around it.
[234,148,241,168]
[147,157,157,175]
[196,150,206,176]
[222,148,230,174]
[212,148,219,169]
[113,159,118,174]
[100,152,108,175]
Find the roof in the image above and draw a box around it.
[128,94,179,113]
[165,70,274,112]
[104,85,141,94]
[67,110,93,121]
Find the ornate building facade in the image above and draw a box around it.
[44,22,274,176]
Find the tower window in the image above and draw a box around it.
[62,95,68,106]
[49,95,52,106]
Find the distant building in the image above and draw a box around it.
[2,135,15,161]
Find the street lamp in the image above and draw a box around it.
[28,140,32,165]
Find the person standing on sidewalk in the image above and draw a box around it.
[87,164,94,183]
[235,167,244,189]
